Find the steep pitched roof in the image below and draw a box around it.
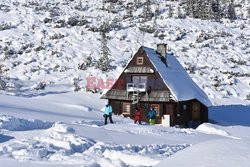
[144,47,212,106]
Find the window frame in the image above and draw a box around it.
[132,76,148,84]
[136,57,144,65]
[122,102,131,115]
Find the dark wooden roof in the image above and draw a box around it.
[101,89,171,102]
[124,67,154,74]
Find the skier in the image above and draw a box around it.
[104,101,114,125]
[134,106,142,124]
[147,106,157,125]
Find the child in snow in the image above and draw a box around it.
[134,106,142,124]
[147,106,157,125]
[104,101,114,125]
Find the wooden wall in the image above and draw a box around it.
[111,47,169,91]
[109,99,208,127]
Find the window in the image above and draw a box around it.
[122,102,131,115]
[151,104,160,116]
[183,104,187,110]
[132,76,147,85]
[137,57,144,65]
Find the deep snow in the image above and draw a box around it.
[0,92,250,167]
[0,0,249,166]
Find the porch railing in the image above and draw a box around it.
[127,83,146,92]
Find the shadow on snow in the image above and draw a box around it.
[209,105,250,127]
[0,134,14,143]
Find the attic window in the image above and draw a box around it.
[137,57,144,65]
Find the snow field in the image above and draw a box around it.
[0,116,189,166]
[0,115,53,131]
[0,92,250,167]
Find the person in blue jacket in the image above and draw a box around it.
[147,106,157,125]
[104,101,114,125]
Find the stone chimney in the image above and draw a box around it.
[156,44,168,67]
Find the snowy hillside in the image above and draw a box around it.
[0,92,250,167]
[0,0,249,105]
[1,1,250,166]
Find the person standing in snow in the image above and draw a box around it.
[134,106,142,124]
[104,101,114,125]
[147,106,157,125]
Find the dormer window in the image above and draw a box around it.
[137,57,144,65]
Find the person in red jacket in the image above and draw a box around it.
[134,106,142,124]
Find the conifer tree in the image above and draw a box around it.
[201,0,212,20]
[212,0,221,22]
[168,5,174,18]
[134,0,139,9]
[143,0,153,21]
[228,0,236,21]
[79,0,82,9]
[248,7,250,20]
[96,21,110,72]
[126,2,133,19]
[187,0,195,18]
[154,4,160,25]
[193,0,200,18]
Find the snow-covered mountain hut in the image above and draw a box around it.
[101,45,211,127]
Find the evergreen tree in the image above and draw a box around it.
[177,4,185,19]
[126,2,133,19]
[247,6,250,20]
[212,0,221,22]
[187,0,214,20]
[154,4,160,25]
[98,31,110,71]
[134,0,141,10]
[102,0,105,10]
[201,0,212,20]
[168,5,174,18]
[193,0,200,18]
[187,0,195,18]
[143,0,153,21]
[79,0,82,9]
[228,0,236,21]
[177,5,181,18]
[97,21,110,72]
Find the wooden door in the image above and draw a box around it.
[192,101,200,120]
[165,104,174,126]
[122,102,131,116]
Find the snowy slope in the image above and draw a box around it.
[0,93,203,166]
[0,0,249,105]
[0,93,250,166]
[0,1,250,166]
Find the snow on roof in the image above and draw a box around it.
[144,47,212,106]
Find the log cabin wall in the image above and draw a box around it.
[109,99,208,127]
[112,47,169,91]
[104,46,209,127]
[110,99,168,124]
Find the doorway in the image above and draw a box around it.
[165,103,174,126]
[192,101,200,120]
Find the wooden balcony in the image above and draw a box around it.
[127,83,147,92]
